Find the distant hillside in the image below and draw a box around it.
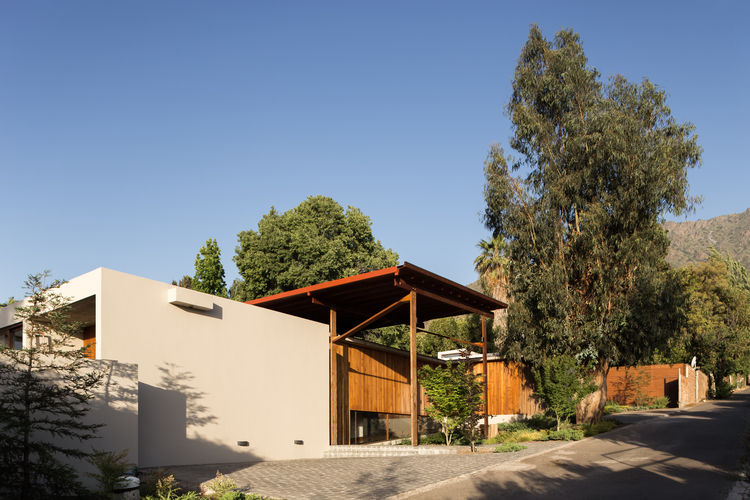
[664,208,750,270]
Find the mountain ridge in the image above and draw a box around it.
[664,208,750,270]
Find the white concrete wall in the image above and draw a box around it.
[0,269,101,349]
[97,268,330,467]
[61,359,139,488]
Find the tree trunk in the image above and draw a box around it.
[576,362,608,423]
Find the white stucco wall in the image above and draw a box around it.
[96,268,330,467]
[0,269,101,349]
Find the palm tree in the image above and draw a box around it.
[474,235,509,303]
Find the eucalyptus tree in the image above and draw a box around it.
[484,26,701,419]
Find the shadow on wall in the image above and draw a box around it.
[54,360,140,489]
[139,362,260,467]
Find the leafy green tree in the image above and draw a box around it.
[192,238,228,298]
[0,272,104,499]
[418,315,494,357]
[233,196,398,301]
[483,26,701,419]
[171,276,193,289]
[656,253,750,394]
[533,355,597,430]
[418,361,484,447]
[361,325,410,351]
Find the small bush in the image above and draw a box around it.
[494,443,527,453]
[497,421,532,433]
[204,471,237,499]
[604,401,629,414]
[88,449,134,499]
[140,469,180,499]
[545,428,584,441]
[714,380,734,399]
[526,413,557,430]
[421,432,447,445]
[489,429,548,443]
[582,420,619,437]
[650,397,669,409]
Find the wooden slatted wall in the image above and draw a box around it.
[472,360,541,415]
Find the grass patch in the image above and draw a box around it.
[604,398,671,414]
[397,432,469,446]
[582,419,620,437]
[545,428,584,441]
[485,413,620,444]
[494,443,527,453]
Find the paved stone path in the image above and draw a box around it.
[161,441,567,499]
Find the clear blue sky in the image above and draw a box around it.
[1,1,748,299]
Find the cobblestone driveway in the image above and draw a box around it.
[162,441,566,499]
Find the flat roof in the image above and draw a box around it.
[248,262,507,332]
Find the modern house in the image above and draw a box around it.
[0,263,540,473]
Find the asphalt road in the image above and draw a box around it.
[406,389,750,500]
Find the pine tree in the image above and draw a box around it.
[193,239,228,298]
[0,272,104,499]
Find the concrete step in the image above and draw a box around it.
[324,445,458,458]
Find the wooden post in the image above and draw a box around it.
[330,309,337,445]
[410,289,418,446]
[482,315,489,438]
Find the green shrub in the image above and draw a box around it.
[218,493,247,500]
[140,469,181,499]
[650,396,669,408]
[545,428,584,441]
[582,420,619,437]
[603,401,630,414]
[204,471,237,499]
[714,379,734,399]
[488,429,548,443]
[494,443,527,453]
[533,356,597,431]
[497,421,532,433]
[421,432,447,445]
[87,449,134,499]
[526,413,557,430]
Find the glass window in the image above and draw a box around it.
[10,325,23,349]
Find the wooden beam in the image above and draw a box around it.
[331,294,411,343]
[482,315,488,438]
[410,289,418,446]
[417,327,483,348]
[395,279,494,318]
[330,309,337,445]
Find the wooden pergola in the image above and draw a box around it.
[249,262,507,446]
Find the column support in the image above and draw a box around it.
[482,315,489,438]
[330,309,337,445]
[410,289,418,445]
